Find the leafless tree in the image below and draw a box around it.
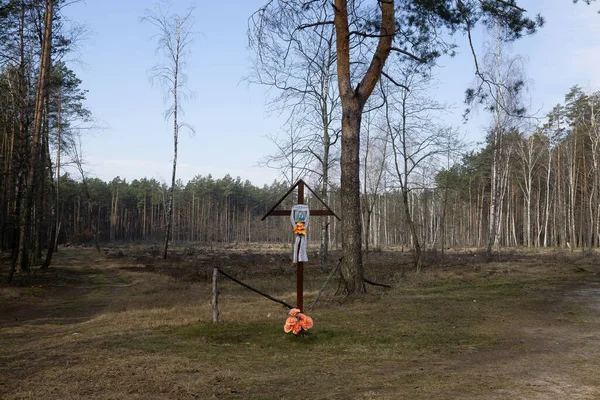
[248,2,341,272]
[382,67,460,271]
[66,131,100,253]
[259,121,314,186]
[360,98,387,261]
[141,1,196,260]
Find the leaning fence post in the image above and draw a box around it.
[212,268,219,323]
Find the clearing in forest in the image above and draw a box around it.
[1,245,600,399]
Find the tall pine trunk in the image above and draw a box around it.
[41,114,57,269]
[339,99,365,293]
[333,0,393,293]
[53,89,61,252]
[15,0,54,274]
[8,3,27,282]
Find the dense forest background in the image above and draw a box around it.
[4,86,600,254]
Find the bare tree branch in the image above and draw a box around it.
[382,71,410,92]
[390,47,425,63]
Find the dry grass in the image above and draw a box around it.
[1,245,600,399]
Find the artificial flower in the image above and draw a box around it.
[284,316,297,333]
[283,308,314,335]
[292,323,302,335]
[298,313,313,330]
[289,308,301,317]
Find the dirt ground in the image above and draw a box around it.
[1,245,600,399]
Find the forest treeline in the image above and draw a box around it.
[3,81,600,259]
[69,82,600,255]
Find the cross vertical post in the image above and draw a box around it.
[261,179,340,313]
[297,181,304,311]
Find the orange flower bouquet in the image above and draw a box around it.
[284,308,313,336]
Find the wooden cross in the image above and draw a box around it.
[262,179,340,311]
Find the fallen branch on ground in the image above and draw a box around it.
[364,278,393,288]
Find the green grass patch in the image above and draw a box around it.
[20,286,48,296]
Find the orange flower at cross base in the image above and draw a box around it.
[284,316,297,333]
[288,308,301,317]
[293,222,306,236]
[292,323,302,335]
[298,313,313,330]
[283,308,313,335]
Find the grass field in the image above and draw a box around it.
[1,245,600,399]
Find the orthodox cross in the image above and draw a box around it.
[262,179,340,311]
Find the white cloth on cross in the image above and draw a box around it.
[291,205,309,263]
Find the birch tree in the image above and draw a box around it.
[141,2,195,260]
[563,88,600,250]
[466,25,528,260]
[540,105,566,247]
[515,129,544,247]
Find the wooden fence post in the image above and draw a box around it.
[212,268,219,323]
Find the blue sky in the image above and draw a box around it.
[60,1,600,186]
